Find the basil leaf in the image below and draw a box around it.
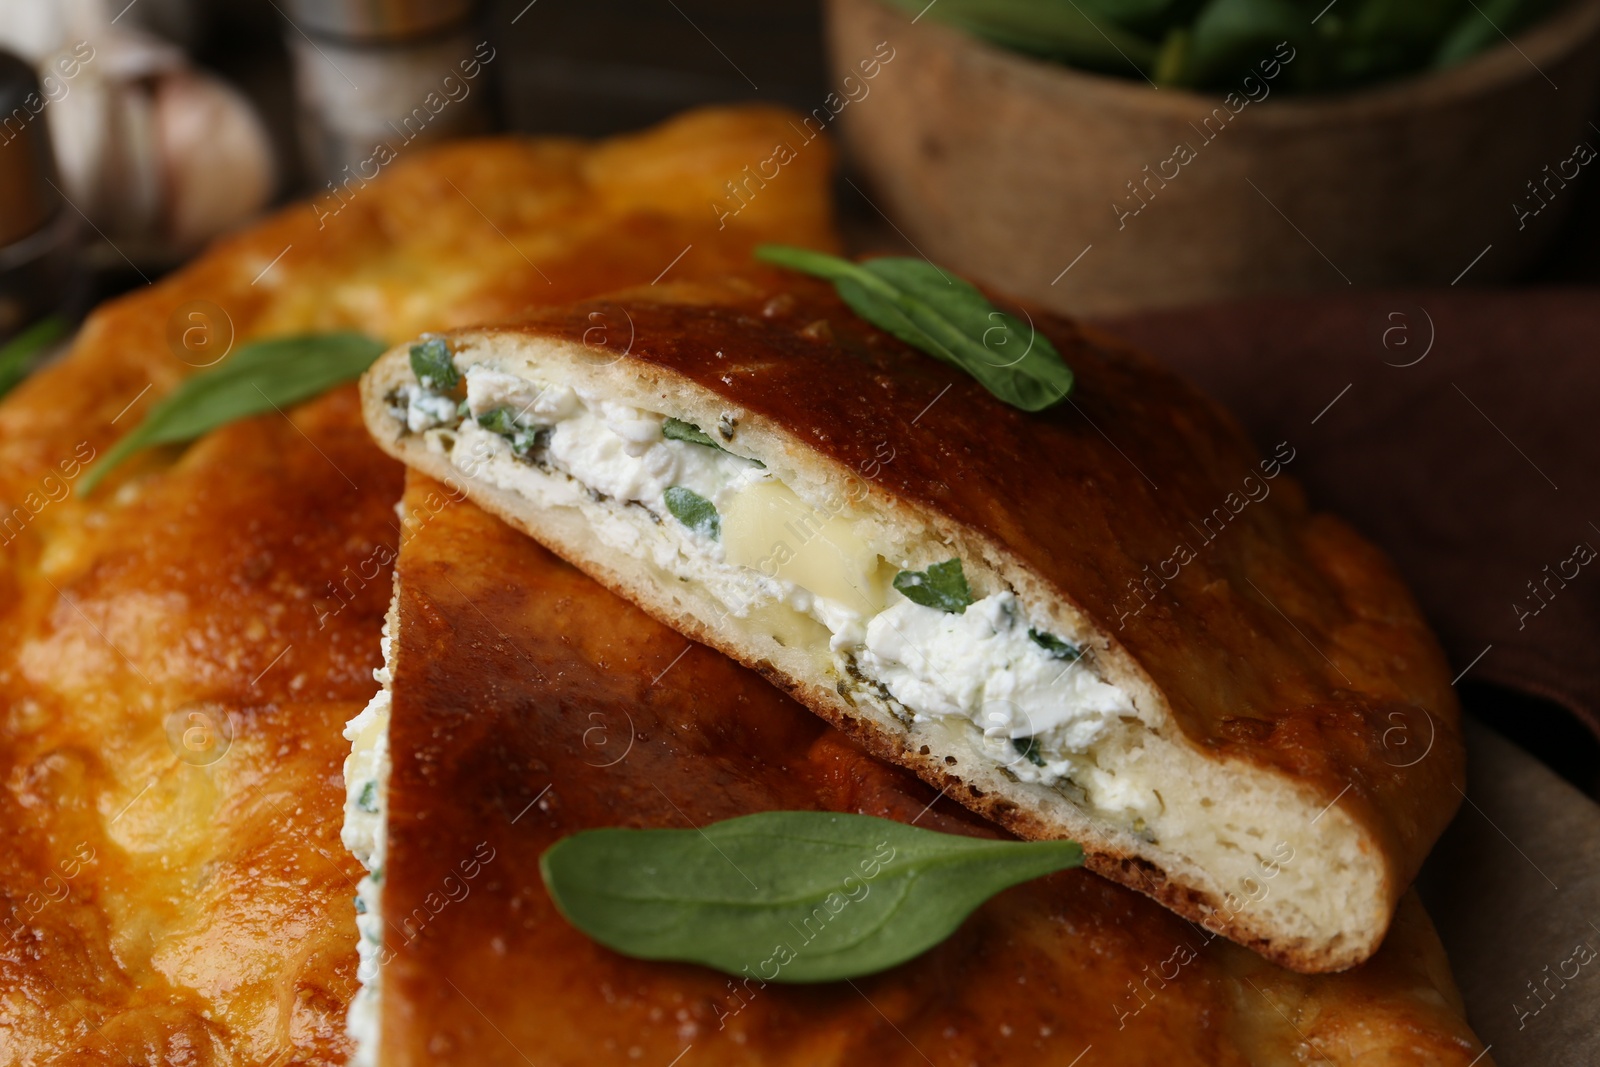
[664,486,720,539]
[1012,736,1048,767]
[409,337,458,390]
[540,810,1083,983]
[78,331,386,495]
[477,406,520,435]
[893,558,972,614]
[662,416,722,449]
[357,781,380,814]
[755,245,1074,412]
[1028,628,1082,661]
[662,416,765,468]
[0,315,69,399]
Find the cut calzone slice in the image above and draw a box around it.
[358,272,1465,973]
[341,471,1491,1066]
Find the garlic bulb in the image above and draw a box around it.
[0,0,275,257]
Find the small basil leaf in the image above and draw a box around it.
[409,337,458,390]
[1012,736,1048,767]
[540,810,1083,983]
[79,331,387,495]
[664,486,720,540]
[662,416,765,467]
[1028,628,1082,661]
[662,416,723,449]
[893,558,972,613]
[0,315,69,399]
[477,407,520,435]
[755,245,1073,412]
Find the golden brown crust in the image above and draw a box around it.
[0,388,396,1066]
[0,106,837,1063]
[365,273,1464,971]
[377,471,1489,1067]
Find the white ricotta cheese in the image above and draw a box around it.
[862,591,1132,745]
[398,385,457,435]
[429,365,1157,823]
[342,630,393,1067]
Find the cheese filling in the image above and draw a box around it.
[392,365,1156,825]
[341,626,393,1067]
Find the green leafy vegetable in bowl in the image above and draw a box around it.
[883,0,1569,92]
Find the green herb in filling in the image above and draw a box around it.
[662,417,722,448]
[1012,735,1047,767]
[357,780,379,814]
[1028,628,1082,661]
[477,407,551,460]
[893,558,972,613]
[409,337,458,390]
[477,407,519,435]
[664,486,720,539]
[354,894,367,914]
[662,416,764,467]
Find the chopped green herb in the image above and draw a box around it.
[754,245,1074,412]
[662,416,765,468]
[409,337,458,390]
[664,486,720,539]
[539,810,1083,983]
[1028,629,1082,661]
[477,407,519,435]
[511,426,549,459]
[357,780,379,814]
[893,558,972,613]
[354,894,367,914]
[457,398,471,418]
[1012,735,1047,767]
[474,406,548,459]
[662,417,722,448]
[78,331,387,495]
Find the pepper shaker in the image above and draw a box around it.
[281,0,497,188]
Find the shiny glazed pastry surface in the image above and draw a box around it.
[0,107,835,1064]
[377,472,1488,1067]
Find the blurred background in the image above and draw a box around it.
[3,0,1597,318]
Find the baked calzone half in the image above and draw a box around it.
[359,273,1465,973]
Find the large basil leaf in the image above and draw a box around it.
[540,810,1083,983]
[755,245,1074,412]
[79,331,387,494]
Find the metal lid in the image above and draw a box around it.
[0,49,61,248]
[281,0,478,41]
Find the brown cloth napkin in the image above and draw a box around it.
[1099,286,1600,740]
